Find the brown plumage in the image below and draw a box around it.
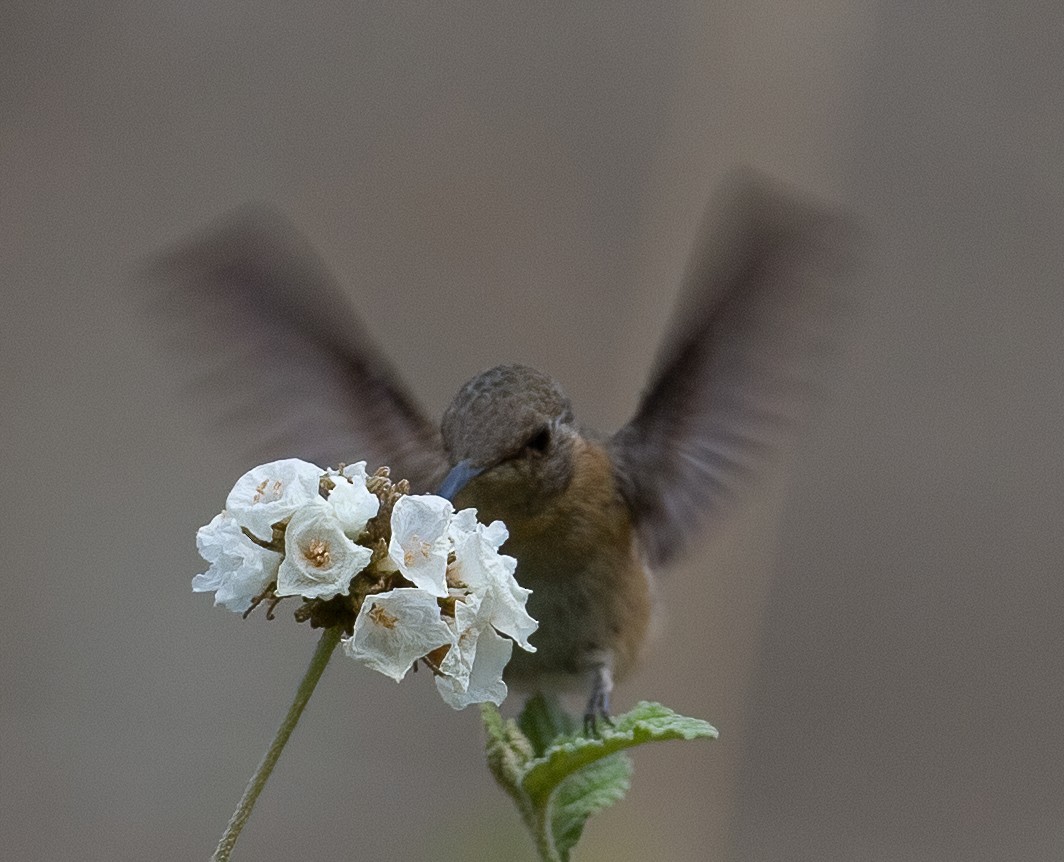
[147,170,859,723]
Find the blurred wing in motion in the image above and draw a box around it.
[610,171,861,568]
[145,206,449,490]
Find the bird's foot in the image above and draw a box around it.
[582,663,615,735]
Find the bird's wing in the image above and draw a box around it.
[145,205,449,491]
[609,171,861,568]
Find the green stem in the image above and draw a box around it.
[211,626,342,862]
[532,800,563,862]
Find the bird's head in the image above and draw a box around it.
[437,364,578,520]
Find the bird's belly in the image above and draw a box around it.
[503,549,654,691]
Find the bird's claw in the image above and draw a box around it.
[582,707,614,736]
[583,664,615,735]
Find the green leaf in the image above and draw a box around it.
[521,701,718,802]
[517,693,578,756]
[483,698,717,861]
[550,752,632,860]
[482,703,534,811]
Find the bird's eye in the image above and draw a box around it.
[524,425,551,456]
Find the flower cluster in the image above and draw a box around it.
[193,458,537,708]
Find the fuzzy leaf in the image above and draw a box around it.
[521,701,718,802]
[483,697,717,861]
[482,703,533,800]
[550,752,633,860]
[517,693,578,756]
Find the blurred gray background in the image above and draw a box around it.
[3,3,1062,860]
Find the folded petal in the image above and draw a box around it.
[226,458,324,538]
[343,588,456,682]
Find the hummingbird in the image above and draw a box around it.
[148,171,857,725]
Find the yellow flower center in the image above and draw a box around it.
[252,478,283,504]
[304,538,331,568]
[403,534,432,567]
[368,603,399,629]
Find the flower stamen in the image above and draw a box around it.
[367,603,399,629]
[304,538,331,568]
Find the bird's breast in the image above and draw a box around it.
[500,438,655,687]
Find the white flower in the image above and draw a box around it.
[226,458,324,539]
[339,499,538,707]
[438,594,484,690]
[341,462,373,481]
[448,507,480,541]
[387,494,453,597]
[430,512,538,710]
[436,623,513,709]
[343,588,456,682]
[196,455,539,710]
[192,510,280,612]
[275,502,372,600]
[325,462,380,536]
[449,516,537,651]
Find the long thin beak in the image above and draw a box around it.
[436,459,485,501]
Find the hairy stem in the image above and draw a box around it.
[211,626,342,862]
[533,798,562,862]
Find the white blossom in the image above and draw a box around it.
[325,462,380,536]
[438,594,484,690]
[341,502,537,707]
[448,507,480,542]
[343,588,456,681]
[192,510,280,612]
[436,624,513,709]
[449,516,538,651]
[195,453,539,710]
[387,494,452,597]
[226,458,323,539]
[275,502,372,600]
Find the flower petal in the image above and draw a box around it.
[343,588,456,682]
[451,525,537,651]
[276,502,371,599]
[436,625,513,709]
[225,458,324,538]
[193,510,280,613]
[439,595,484,689]
[327,462,380,536]
[387,494,453,597]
